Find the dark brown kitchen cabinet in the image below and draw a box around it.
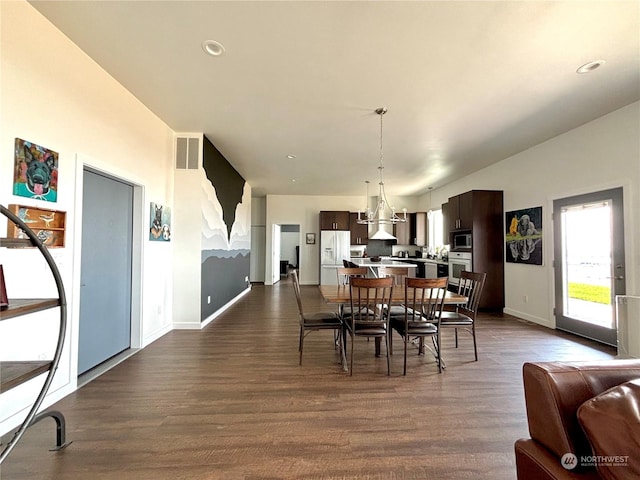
[441,202,449,245]
[393,213,415,245]
[349,213,368,245]
[319,211,349,230]
[414,212,427,246]
[447,191,474,232]
[394,212,427,246]
[443,190,504,310]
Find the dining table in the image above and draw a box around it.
[319,284,467,363]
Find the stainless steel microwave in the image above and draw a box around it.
[452,233,472,250]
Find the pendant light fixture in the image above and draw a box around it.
[357,107,407,229]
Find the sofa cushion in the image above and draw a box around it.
[577,378,640,480]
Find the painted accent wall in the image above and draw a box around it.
[201,137,251,320]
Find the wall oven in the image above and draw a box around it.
[448,251,472,287]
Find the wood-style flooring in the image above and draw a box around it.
[1,275,615,479]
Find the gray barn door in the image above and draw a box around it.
[78,169,133,375]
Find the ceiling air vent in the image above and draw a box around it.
[175,136,200,170]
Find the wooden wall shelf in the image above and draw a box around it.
[0,361,53,394]
[5,204,66,248]
[0,298,61,321]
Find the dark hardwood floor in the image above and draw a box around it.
[1,275,615,479]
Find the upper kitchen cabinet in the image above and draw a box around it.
[319,211,350,230]
[394,212,427,246]
[441,202,450,244]
[447,191,474,232]
[414,212,427,246]
[349,213,368,245]
[394,213,415,245]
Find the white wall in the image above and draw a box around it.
[0,1,175,435]
[250,197,266,282]
[418,102,639,331]
[172,165,202,328]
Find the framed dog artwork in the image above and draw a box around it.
[13,138,59,202]
[149,202,172,242]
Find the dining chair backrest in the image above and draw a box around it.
[379,266,410,286]
[291,269,305,318]
[348,276,394,324]
[336,267,368,285]
[403,277,448,323]
[456,271,487,315]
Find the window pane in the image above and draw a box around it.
[428,209,443,248]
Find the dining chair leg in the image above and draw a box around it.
[454,328,459,348]
[403,334,408,376]
[349,332,355,376]
[436,331,442,373]
[472,324,478,361]
[388,329,393,355]
[299,326,304,365]
[385,335,390,376]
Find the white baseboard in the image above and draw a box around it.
[503,308,554,329]
[201,286,252,329]
[142,323,173,347]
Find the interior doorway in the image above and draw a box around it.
[553,187,625,346]
[280,224,300,277]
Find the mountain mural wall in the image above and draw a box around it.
[201,136,251,321]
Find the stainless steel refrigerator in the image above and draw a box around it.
[320,230,351,285]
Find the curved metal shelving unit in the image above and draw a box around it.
[0,204,69,464]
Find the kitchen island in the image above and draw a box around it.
[387,256,449,279]
[321,258,418,284]
[350,257,417,278]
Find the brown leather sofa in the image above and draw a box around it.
[515,360,640,480]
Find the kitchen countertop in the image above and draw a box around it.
[349,258,417,267]
[389,256,449,265]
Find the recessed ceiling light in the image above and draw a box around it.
[202,40,225,57]
[287,154,296,159]
[576,60,605,74]
[291,179,297,182]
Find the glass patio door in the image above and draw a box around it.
[553,188,625,346]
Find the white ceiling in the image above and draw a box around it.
[30,1,640,197]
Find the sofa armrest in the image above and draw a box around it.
[522,360,640,459]
[515,439,600,480]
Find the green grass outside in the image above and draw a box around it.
[568,283,611,305]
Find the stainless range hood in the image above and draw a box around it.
[370,228,396,240]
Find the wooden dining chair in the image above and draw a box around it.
[439,271,486,361]
[379,266,411,317]
[291,270,343,366]
[389,277,448,375]
[336,267,368,285]
[344,276,394,376]
[336,267,369,320]
[379,266,410,286]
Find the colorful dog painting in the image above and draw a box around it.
[13,138,59,202]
